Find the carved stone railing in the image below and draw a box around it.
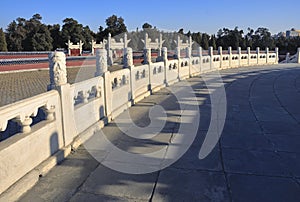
[0,45,281,197]
[0,90,62,195]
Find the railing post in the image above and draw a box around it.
[247,47,251,65]
[256,47,260,65]
[238,47,242,66]
[162,47,168,85]
[123,47,133,68]
[97,49,113,121]
[218,46,223,68]
[48,51,76,146]
[48,52,67,90]
[95,49,108,76]
[79,40,83,56]
[209,46,213,69]
[266,47,269,64]
[286,52,290,63]
[297,47,300,64]
[275,47,279,64]
[198,47,203,72]
[143,48,151,65]
[175,47,180,59]
[228,46,232,68]
[107,33,113,66]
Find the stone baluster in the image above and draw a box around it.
[15,116,32,133]
[81,91,89,103]
[44,106,55,121]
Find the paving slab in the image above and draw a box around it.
[228,174,300,202]
[152,168,230,201]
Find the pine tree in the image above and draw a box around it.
[0,28,8,51]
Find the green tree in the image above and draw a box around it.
[191,32,202,46]
[178,28,184,35]
[6,18,26,51]
[104,15,127,37]
[142,23,152,29]
[6,14,53,51]
[22,14,53,51]
[253,27,275,49]
[61,18,84,45]
[201,33,209,49]
[209,34,217,50]
[0,28,7,51]
[96,26,105,43]
[48,24,63,50]
[82,25,95,50]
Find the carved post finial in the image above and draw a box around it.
[48,51,67,90]
[123,47,133,68]
[143,48,151,64]
[96,49,108,76]
[162,47,168,62]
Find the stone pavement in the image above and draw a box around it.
[0,65,122,107]
[17,64,300,202]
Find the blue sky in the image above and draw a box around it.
[0,0,299,34]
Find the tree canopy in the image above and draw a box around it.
[1,14,300,54]
[0,28,7,51]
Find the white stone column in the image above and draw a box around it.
[186,47,191,58]
[238,47,242,66]
[91,39,95,55]
[256,47,260,64]
[95,49,108,76]
[198,47,203,72]
[162,47,168,62]
[209,46,213,69]
[158,33,163,57]
[247,47,251,65]
[286,52,290,63]
[48,52,67,90]
[123,47,133,68]
[198,47,203,57]
[218,46,223,68]
[208,46,214,57]
[79,40,83,56]
[265,47,269,64]
[297,47,300,64]
[67,40,71,56]
[175,47,180,59]
[48,51,76,146]
[275,47,279,64]
[228,47,232,68]
[143,48,151,64]
[107,33,113,66]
